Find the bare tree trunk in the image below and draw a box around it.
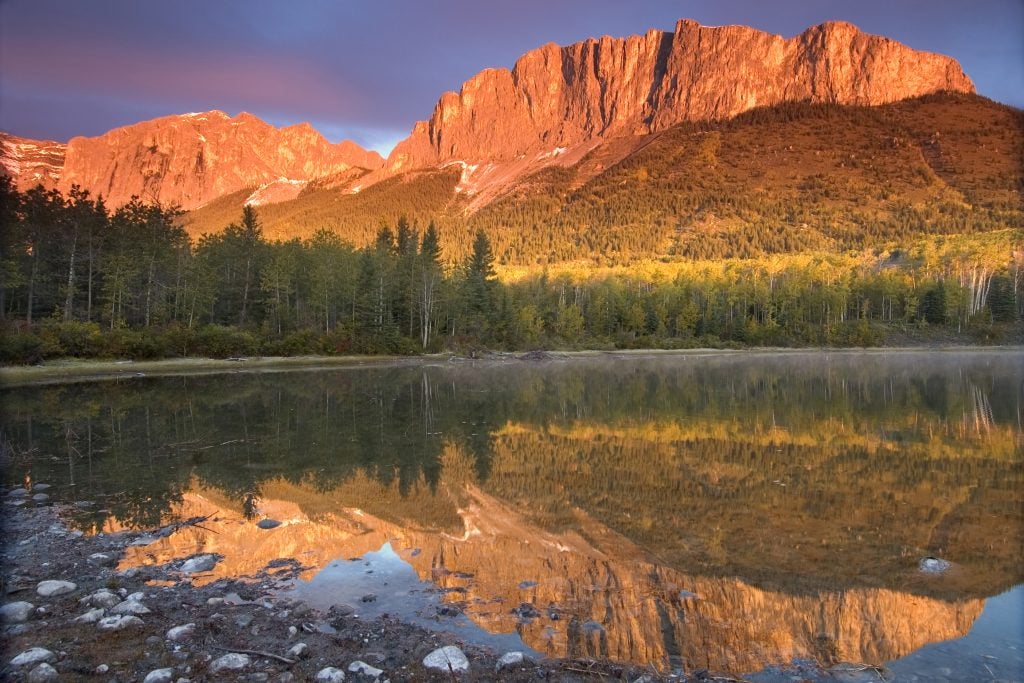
[63,231,78,321]
[26,248,38,325]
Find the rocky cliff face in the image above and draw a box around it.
[0,132,66,192]
[385,19,974,173]
[55,111,383,210]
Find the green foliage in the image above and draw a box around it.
[0,167,1020,364]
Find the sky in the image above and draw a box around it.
[1,0,1021,157]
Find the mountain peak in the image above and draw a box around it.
[19,111,383,210]
[385,18,974,173]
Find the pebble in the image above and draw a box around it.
[32,493,50,502]
[422,646,469,673]
[256,518,282,529]
[209,653,250,673]
[348,660,384,678]
[144,668,175,683]
[286,642,309,659]
[27,662,59,683]
[10,647,56,667]
[0,601,35,623]
[315,667,347,682]
[97,614,144,630]
[7,488,29,498]
[95,664,109,674]
[495,651,526,671]
[287,625,298,638]
[32,483,51,491]
[73,607,106,623]
[207,597,225,606]
[36,580,77,597]
[167,623,196,641]
[180,555,218,574]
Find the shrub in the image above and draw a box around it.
[193,325,259,358]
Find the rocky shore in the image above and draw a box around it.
[1,501,706,682]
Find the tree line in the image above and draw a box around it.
[0,178,1019,363]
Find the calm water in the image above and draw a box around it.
[3,351,1022,679]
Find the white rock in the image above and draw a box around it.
[7,488,29,497]
[125,591,145,602]
[286,642,309,659]
[180,555,218,574]
[316,667,346,683]
[919,556,952,573]
[111,599,151,615]
[97,614,144,630]
[495,651,525,671]
[73,607,106,623]
[85,590,121,608]
[348,660,384,677]
[206,597,225,606]
[36,580,76,597]
[10,647,56,667]
[422,646,469,673]
[209,653,250,673]
[95,664,109,674]
[144,668,175,683]
[166,623,196,641]
[27,662,59,682]
[0,601,34,623]
[88,553,115,566]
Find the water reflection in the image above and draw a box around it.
[2,351,1022,673]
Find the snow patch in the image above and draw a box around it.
[244,177,308,206]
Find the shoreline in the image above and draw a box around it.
[2,345,1021,388]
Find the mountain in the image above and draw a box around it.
[382,20,973,180]
[3,18,1008,260]
[3,111,383,210]
[0,133,66,192]
[184,93,1024,262]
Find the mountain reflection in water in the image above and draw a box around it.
[2,351,1021,673]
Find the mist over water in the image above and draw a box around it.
[3,350,1022,675]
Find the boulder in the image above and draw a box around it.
[348,660,384,678]
[27,663,59,683]
[143,669,175,683]
[10,647,55,667]
[495,651,526,671]
[0,601,35,623]
[180,555,218,574]
[97,615,144,630]
[36,580,76,597]
[167,623,196,641]
[316,668,346,682]
[209,653,250,674]
[422,645,469,673]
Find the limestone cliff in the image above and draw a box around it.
[385,19,974,173]
[0,132,66,192]
[55,111,382,210]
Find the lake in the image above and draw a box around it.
[3,350,1022,679]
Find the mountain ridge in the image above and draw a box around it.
[0,18,985,225]
[381,19,973,177]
